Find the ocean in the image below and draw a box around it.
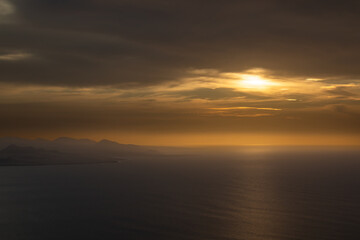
[0,147,360,239]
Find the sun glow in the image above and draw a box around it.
[240,75,273,89]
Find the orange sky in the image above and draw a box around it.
[1,1,360,146]
[1,68,360,146]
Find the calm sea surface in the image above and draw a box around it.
[0,148,360,240]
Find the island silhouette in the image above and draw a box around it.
[0,137,156,166]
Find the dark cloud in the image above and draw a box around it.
[327,87,357,97]
[171,88,267,100]
[1,100,360,137]
[0,0,358,86]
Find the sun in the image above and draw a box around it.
[239,74,273,89]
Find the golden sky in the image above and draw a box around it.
[1,0,360,145]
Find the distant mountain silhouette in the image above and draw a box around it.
[98,139,118,145]
[0,137,157,166]
[0,144,68,166]
[53,137,96,145]
[0,137,155,155]
[1,144,46,154]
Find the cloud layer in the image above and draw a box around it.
[1,0,360,145]
[1,0,360,86]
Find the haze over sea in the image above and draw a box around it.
[1,147,360,240]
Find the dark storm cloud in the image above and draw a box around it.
[1,0,360,86]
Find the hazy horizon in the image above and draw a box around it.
[1,135,360,148]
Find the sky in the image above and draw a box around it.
[1,0,360,146]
